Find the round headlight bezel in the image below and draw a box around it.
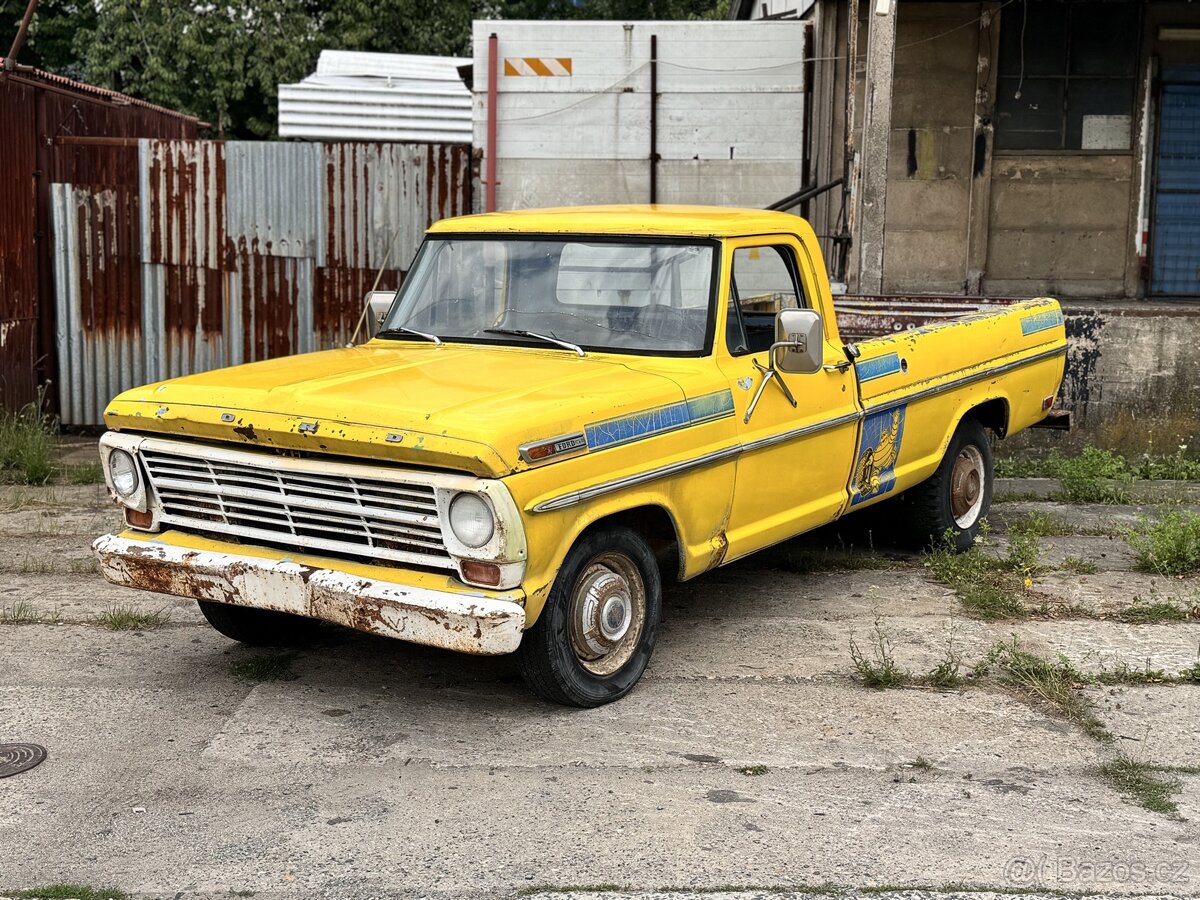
[109,448,140,498]
[448,492,495,549]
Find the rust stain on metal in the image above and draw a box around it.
[233,422,258,441]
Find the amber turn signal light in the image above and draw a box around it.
[125,508,154,529]
[461,560,501,586]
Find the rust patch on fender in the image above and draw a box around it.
[233,423,258,441]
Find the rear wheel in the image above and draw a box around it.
[517,525,661,707]
[197,600,322,646]
[901,417,994,552]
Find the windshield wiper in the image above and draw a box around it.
[483,328,586,357]
[377,325,442,346]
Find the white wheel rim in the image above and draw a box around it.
[951,445,986,529]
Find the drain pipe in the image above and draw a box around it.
[485,32,499,212]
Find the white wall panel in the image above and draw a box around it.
[473,20,807,211]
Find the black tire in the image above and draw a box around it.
[900,417,994,552]
[197,600,322,646]
[517,525,662,707]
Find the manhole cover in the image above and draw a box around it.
[0,743,47,778]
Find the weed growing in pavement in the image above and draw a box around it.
[1060,556,1099,575]
[0,389,57,485]
[739,764,769,776]
[1050,447,1133,504]
[1126,509,1200,576]
[926,523,1028,621]
[849,618,910,688]
[0,600,40,625]
[924,621,965,688]
[229,650,301,682]
[67,462,105,485]
[94,604,171,631]
[1099,757,1182,817]
[1092,659,1172,685]
[1121,595,1192,623]
[67,557,99,576]
[15,555,54,575]
[1008,511,1074,537]
[6,886,129,900]
[973,636,1109,742]
[909,756,933,770]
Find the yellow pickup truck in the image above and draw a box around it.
[93,206,1066,706]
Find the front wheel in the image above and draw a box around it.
[517,525,661,707]
[900,417,994,552]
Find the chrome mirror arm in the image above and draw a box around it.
[743,355,798,424]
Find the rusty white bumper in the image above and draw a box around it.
[93,534,526,655]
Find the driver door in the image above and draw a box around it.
[716,236,861,560]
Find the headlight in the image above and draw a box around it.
[109,449,140,498]
[448,493,495,549]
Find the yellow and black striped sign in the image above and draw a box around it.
[503,57,573,76]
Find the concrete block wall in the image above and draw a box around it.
[1009,305,1200,455]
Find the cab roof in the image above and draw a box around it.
[426,204,808,239]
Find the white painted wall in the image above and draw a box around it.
[472,20,808,211]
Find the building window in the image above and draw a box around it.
[995,1,1139,152]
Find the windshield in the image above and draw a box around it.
[379,237,716,354]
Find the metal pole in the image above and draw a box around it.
[3,0,40,74]
[486,32,499,213]
[650,34,658,204]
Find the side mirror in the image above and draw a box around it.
[365,290,397,336]
[773,308,823,374]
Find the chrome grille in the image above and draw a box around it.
[140,446,452,571]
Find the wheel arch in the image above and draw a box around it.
[960,396,1010,439]
[577,503,684,584]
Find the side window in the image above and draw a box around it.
[725,245,804,356]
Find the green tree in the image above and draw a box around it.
[1,0,96,78]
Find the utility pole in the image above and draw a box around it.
[855,0,897,295]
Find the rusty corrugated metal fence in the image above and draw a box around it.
[51,139,470,425]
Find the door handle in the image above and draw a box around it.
[823,361,851,373]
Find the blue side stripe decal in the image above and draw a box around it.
[856,353,902,382]
[1021,309,1064,335]
[585,390,734,450]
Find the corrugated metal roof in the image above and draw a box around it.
[279,51,471,144]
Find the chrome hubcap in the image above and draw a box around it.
[950,445,986,528]
[568,553,646,676]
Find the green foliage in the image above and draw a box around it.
[926,524,1028,621]
[1126,510,1200,576]
[68,462,105,485]
[229,650,301,682]
[94,604,170,631]
[738,764,769,776]
[6,0,727,138]
[975,637,1108,741]
[1049,447,1132,504]
[1060,556,1098,575]
[1129,446,1200,481]
[6,887,128,900]
[849,619,909,688]
[1008,511,1072,537]
[1099,757,1181,817]
[1120,596,1191,624]
[0,393,57,485]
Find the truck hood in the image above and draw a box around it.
[103,342,685,478]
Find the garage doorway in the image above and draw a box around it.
[1152,65,1200,296]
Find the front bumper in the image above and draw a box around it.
[93,534,526,655]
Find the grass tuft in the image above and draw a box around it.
[1120,596,1192,624]
[926,524,1029,621]
[0,389,58,485]
[1099,757,1182,817]
[975,637,1109,742]
[94,604,170,631]
[849,619,910,688]
[7,886,128,900]
[1126,510,1200,576]
[0,600,40,625]
[229,650,301,683]
[1060,556,1099,575]
[1050,447,1132,504]
[739,764,769,776]
[67,462,105,485]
